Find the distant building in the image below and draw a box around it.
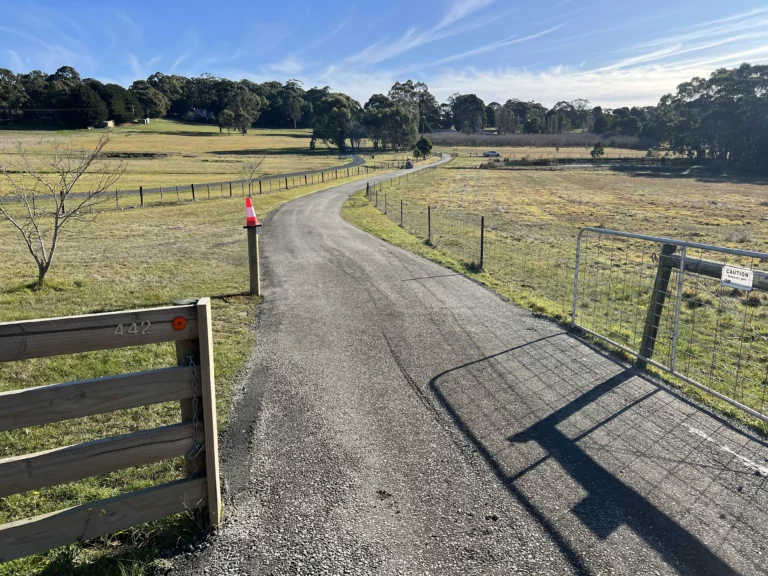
[99,120,115,128]
[139,118,150,124]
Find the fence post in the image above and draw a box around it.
[259,181,262,194]
[305,175,307,186]
[160,186,163,203]
[246,226,261,296]
[322,172,324,182]
[669,246,687,372]
[139,186,144,207]
[638,243,678,366]
[366,182,370,198]
[384,194,387,214]
[241,182,244,196]
[208,184,211,200]
[191,184,195,201]
[479,216,485,270]
[196,298,222,526]
[428,206,431,244]
[176,186,179,203]
[400,199,403,226]
[229,182,232,197]
[285,177,288,189]
[375,188,378,207]
[115,189,118,209]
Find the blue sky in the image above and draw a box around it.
[1,0,767,108]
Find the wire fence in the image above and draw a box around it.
[363,170,768,426]
[93,163,379,210]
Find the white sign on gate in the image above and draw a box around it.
[721,265,753,291]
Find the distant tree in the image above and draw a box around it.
[620,115,643,136]
[485,102,500,127]
[524,117,541,134]
[0,68,27,125]
[590,142,605,159]
[451,93,485,133]
[363,94,391,150]
[311,93,362,152]
[226,86,264,134]
[217,109,235,133]
[593,114,613,134]
[61,85,107,128]
[438,103,453,129]
[130,80,170,118]
[415,135,433,157]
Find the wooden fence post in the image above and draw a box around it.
[229,182,232,197]
[115,189,119,209]
[400,199,403,226]
[139,186,144,207]
[638,243,677,366]
[196,297,221,526]
[259,181,262,194]
[191,184,195,201]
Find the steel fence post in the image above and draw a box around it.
[479,216,485,270]
[669,246,687,372]
[428,206,431,244]
[572,229,585,328]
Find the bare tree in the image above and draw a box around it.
[237,156,265,195]
[0,134,125,288]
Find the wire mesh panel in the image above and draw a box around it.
[574,228,768,423]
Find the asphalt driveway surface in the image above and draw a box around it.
[172,157,768,575]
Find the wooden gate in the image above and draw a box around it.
[0,297,221,563]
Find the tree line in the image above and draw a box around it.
[0,63,765,166]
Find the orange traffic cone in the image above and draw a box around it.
[245,198,259,227]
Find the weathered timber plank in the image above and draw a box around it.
[0,304,198,362]
[666,254,768,291]
[197,297,222,526]
[0,477,206,563]
[0,423,204,498]
[0,366,196,432]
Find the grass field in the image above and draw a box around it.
[0,120,349,193]
[0,169,377,575]
[344,164,768,433]
[434,145,647,167]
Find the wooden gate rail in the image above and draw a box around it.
[0,298,221,564]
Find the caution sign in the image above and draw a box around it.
[721,265,753,291]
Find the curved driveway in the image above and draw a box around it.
[175,156,768,575]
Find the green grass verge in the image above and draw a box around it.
[0,170,379,576]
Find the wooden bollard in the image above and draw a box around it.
[246,224,262,296]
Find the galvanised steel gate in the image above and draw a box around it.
[572,228,768,424]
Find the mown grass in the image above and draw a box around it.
[0,120,350,193]
[343,166,768,435]
[0,168,379,576]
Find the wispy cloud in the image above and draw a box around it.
[117,12,142,37]
[269,55,304,75]
[415,23,567,70]
[300,20,348,54]
[129,53,162,79]
[345,0,498,65]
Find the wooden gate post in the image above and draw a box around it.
[638,243,677,366]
